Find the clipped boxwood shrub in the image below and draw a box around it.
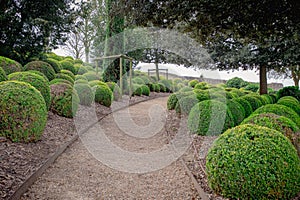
[83,72,101,81]
[235,97,253,117]
[106,82,122,101]
[188,100,234,135]
[261,94,273,104]
[252,104,300,128]
[188,79,199,88]
[50,83,79,118]
[225,77,248,89]
[226,99,245,126]
[60,69,75,80]
[0,81,47,142]
[229,88,245,97]
[55,73,74,84]
[75,79,88,84]
[76,66,89,75]
[194,82,209,90]
[206,124,300,199]
[140,76,151,85]
[0,56,22,75]
[179,86,193,93]
[24,61,56,81]
[0,67,7,81]
[133,84,143,96]
[277,97,300,116]
[89,80,107,87]
[8,71,51,110]
[132,77,145,85]
[193,89,210,102]
[93,84,113,107]
[74,83,94,106]
[59,60,76,74]
[241,95,263,111]
[175,95,199,114]
[278,96,299,104]
[277,86,300,101]
[167,93,178,110]
[154,84,160,92]
[158,83,166,92]
[159,79,172,92]
[44,58,61,73]
[75,75,88,81]
[141,84,150,96]
[242,113,300,156]
[27,70,49,82]
[50,78,73,86]
[244,83,259,92]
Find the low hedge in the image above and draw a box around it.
[252,104,300,128]
[0,81,47,142]
[188,100,234,135]
[206,124,300,199]
[50,83,79,118]
[23,61,56,81]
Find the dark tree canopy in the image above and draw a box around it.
[0,0,75,64]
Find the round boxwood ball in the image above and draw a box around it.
[0,81,47,142]
[59,60,76,74]
[188,79,199,88]
[55,73,74,84]
[188,100,234,135]
[226,99,245,126]
[50,83,79,118]
[167,93,178,110]
[235,97,253,117]
[0,56,22,75]
[44,58,62,73]
[140,84,150,96]
[241,95,263,111]
[252,104,300,128]
[106,82,122,101]
[24,61,56,81]
[75,75,88,81]
[83,72,101,81]
[278,96,299,104]
[0,66,7,81]
[175,95,199,114]
[60,69,75,80]
[74,83,94,106]
[8,71,51,110]
[92,84,113,107]
[206,124,300,199]
[133,84,143,96]
[277,98,300,116]
[50,78,73,86]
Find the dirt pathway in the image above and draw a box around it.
[21,97,201,199]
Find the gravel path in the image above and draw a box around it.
[21,97,201,199]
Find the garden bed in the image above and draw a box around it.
[0,92,168,199]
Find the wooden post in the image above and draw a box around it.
[120,57,123,95]
[129,59,133,97]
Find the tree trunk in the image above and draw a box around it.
[259,65,268,95]
[155,49,160,81]
[291,69,299,87]
[85,48,89,63]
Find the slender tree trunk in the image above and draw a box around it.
[259,65,268,95]
[85,48,89,63]
[292,70,299,87]
[155,49,160,81]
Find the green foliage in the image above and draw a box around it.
[59,60,76,74]
[83,72,101,81]
[228,88,245,97]
[0,67,7,82]
[206,124,300,199]
[74,79,88,84]
[241,95,263,111]
[0,81,47,142]
[159,79,173,92]
[93,84,113,107]
[75,75,88,81]
[277,98,300,116]
[188,79,199,88]
[27,70,49,82]
[194,82,209,90]
[24,61,55,81]
[226,99,245,126]
[141,85,150,96]
[139,76,151,85]
[8,71,51,110]
[179,86,193,93]
[0,56,22,75]
[74,83,94,106]
[132,77,145,85]
[235,97,253,117]
[133,84,143,96]
[253,104,300,128]
[261,94,273,104]
[175,95,199,114]
[106,82,122,101]
[88,80,107,87]
[158,83,167,92]
[167,93,178,110]
[76,66,89,75]
[49,78,73,86]
[44,58,62,73]
[74,59,83,64]
[45,53,64,61]
[55,73,74,84]
[225,77,248,89]
[188,100,234,135]
[50,83,79,118]
[278,96,299,104]
[193,89,210,102]
[60,69,75,80]
[244,83,260,92]
[278,86,300,101]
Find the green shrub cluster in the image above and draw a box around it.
[277,97,300,116]
[158,83,166,92]
[89,80,107,87]
[0,56,22,75]
[8,71,51,110]
[244,83,259,92]
[24,61,56,81]
[252,104,300,128]
[0,81,47,142]
[76,66,89,75]
[188,79,199,88]
[140,85,150,96]
[60,69,75,80]
[193,89,210,102]
[175,95,199,114]
[159,79,172,92]
[167,93,178,110]
[240,95,263,111]
[106,82,122,100]
[132,77,145,85]
[74,83,94,106]
[206,124,300,199]
[188,100,234,135]
[44,58,61,73]
[0,67,7,82]
[50,78,73,86]
[225,77,248,89]
[194,82,209,90]
[133,84,143,96]
[93,84,113,107]
[59,60,76,74]
[75,75,88,81]
[55,73,74,84]
[50,83,79,118]
[277,86,300,101]
[83,72,101,81]
[226,99,245,126]
[235,97,253,117]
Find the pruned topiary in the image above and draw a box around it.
[0,56,22,75]
[0,81,47,142]
[167,93,178,110]
[8,71,51,109]
[277,97,300,116]
[188,79,199,88]
[277,86,300,101]
[194,82,209,90]
[59,60,76,74]
[74,83,94,106]
[206,124,300,199]
[92,84,113,107]
[240,94,263,111]
[140,84,150,96]
[24,61,56,81]
[60,69,75,80]
[55,73,74,84]
[49,78,73,86]
[175,94,199,114]
[226,99,245,126]
[106,82,122,101]
[50,83,79,118]
[188,100,234,135]
[225,77,248,89]
[235,97,253,117]
[0,67,7,82]
[83,72,101,81]
[43,58,62,73]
